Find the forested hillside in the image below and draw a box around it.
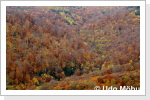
[6,6,140,90]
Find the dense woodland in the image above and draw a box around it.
[6,6,140,90]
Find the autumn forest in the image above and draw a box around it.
[6,6,140,90]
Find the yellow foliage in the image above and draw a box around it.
[125,72,130,76]
[107,64,114,68]
[130,66,134,71]
[105,80,110,86]
[36,86,41,90]
[110,79,116,84]
[33,78,39,85]
[129,60,133,63]
[15,86,21,90]
[55,41,60,46]
[84,52,91,59]
[102,64,105,68]
[6,41,13,49]
[107,65,111,68]
[101,55,105,60]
